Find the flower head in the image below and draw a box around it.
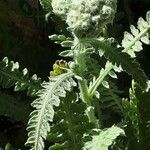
[52,0,117,38]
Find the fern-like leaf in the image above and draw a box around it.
[83,125,125,150]
[90,39,148,89]
[49,34,73,47]
[99,80,123,113]
[0,57,42,96]
[26,72,76,150]
[47,92,94,150]
[122,11,150,57]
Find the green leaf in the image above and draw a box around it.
[47,92,93,150]
[5,143,12,150]
[122,11,150,57]
[61,41,73,47]
[26,72,76,150]
[83,126,125,150]
[98,80,123,113]
[39,0,52,11]
[102,80,109,89]
[0,57,42,96]
[49,34,73,45]
[90,39,148,90]
[108,71,117,79]
[59,50,74,57]
[49,34,66,41]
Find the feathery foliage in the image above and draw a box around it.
[0,57,42,96]
[26,3,150,150]
[26,72,76,150]
[122,11,150,57]
[98,80,123,113]
[83,125,125,150]
[47,92,94,150]
[89,38,148,89]
[0,0,150,150]
[122,81,150,150]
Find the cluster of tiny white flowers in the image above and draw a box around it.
[51,0,72,19]
[52,0,117,38]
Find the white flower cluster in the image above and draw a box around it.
[52,0,117,38]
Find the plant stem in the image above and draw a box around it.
[74,24,150,127]
[74,43,99,128]
[78,79,99,128]
[89,62,113,96]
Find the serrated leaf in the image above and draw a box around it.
[122,11,150,58]
[47,90,92,149]
[59,50,74,57]
[91,39,148,89]
[0,57,42,96]
[83,126,125,150]
[26,72,76,150]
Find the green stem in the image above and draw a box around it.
[78,79,90,105]
[89,62,113,96]
[74,43,99,127]
[74,24,150,126]
[78,79,99,128]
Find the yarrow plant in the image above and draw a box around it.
[26,0,150,149]
[0,0,150,149]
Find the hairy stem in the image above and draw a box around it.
[78,79,99,128]
[89,62,113,96]
[78,79,99,127]
[74,43,99,127]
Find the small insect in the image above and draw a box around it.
[50,60,69,77]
